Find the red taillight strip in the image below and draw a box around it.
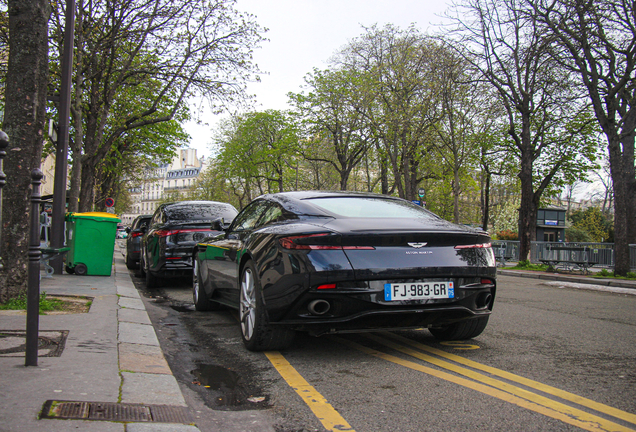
[454,242,492,249]
[278,234,375,250]
[155,228,211,237]
[317,283,336,289]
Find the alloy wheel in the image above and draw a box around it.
[193,258,200,304]
[240,267,256,341]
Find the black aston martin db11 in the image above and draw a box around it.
[192,191,496,351]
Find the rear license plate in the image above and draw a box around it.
[384,281,454,301]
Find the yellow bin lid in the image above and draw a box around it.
[67,212,121,222]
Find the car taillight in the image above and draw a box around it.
[132,232,143,238]
[155,228,210,238]
[455,242,492,249]
[481,278,493,285]
[278,234,374,250]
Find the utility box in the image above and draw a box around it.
[65,212,121,276]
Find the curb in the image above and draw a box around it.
[113,247,201,430]
[498,269,636,289]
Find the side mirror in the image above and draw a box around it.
[125,227,131,233]
[211,217,225,232]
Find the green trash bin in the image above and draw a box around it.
[65,212,121,276]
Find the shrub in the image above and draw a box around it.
[496,229,518,240]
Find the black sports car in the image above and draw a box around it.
[125,214,152,270]
[140,201,238,288]
[193,191,496,351]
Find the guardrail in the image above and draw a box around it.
[491,240,634,270]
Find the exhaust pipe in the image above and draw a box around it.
[476,292,493,309]
[308,299,331,316]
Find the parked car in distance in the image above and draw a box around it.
[140,201,238,288]
[192,191,497,352]
[125,214,153,270]
[116,225,128,239]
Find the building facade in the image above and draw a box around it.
[120,148,206,225]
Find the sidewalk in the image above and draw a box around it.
[0,253,200,431]
[498,266,636,290]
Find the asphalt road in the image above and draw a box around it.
[132,270,636,432]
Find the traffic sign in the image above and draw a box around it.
[418,188,425,198]
[105,197,115,208]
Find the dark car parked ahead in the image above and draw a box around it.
[125,214,152,269]
[193,191,496,351]
[140,201,238,288]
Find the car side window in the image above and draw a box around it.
[151,209,162,226]
[231,201,268,232]
[256,204,284,228]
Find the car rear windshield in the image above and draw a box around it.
[304,197,439,219]
[165,204,237,221]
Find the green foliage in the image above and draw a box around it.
[569,207,613,242]
[594,269,636,280]
[213,110,301,205]
[512,260,550,271]
[0,292,65,314]
[565,226,593,242]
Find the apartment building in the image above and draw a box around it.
[120,148,207,225]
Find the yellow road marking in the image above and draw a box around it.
[334,336,634,432]
[382,332,636,427]
[439,341,480,350]
[264,351,355,432]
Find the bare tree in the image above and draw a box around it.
[48,0,265,212]
[0,0,50,298]
[528,0,636,275]
[337,24,444,200]
[447,0,598,261]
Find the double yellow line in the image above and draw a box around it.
[266,333,636,432]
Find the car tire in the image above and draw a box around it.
[239,260,295,351]
[137,253,146,278]
[125,252,137,270]
[429,316,490,341]
[192,253,220,311]
[145,267,161,289]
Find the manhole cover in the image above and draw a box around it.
[41,400,192,423]
[0,330,68,357]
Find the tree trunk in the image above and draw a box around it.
[481,172,491,231]
[0,0,50,300]
[609,134,632,275]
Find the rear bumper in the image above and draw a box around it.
[278,306,491,336]
[269,277,496,335]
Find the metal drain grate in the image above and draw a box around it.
[41,400,192,424]
[0,330,68,357]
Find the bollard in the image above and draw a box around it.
[25,169,43,367]
[0,130,8,271]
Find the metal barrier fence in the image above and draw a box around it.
[492,240,636,271]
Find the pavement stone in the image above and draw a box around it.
[127,424,200,432]
[0,246,200,431]
[119,296,146,310]
[119,321,160,346]
[119,342,172,374]
[117,284,141,299]
[121,371,187,406]
[118,307,153,325]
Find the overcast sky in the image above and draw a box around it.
[185,0,451,158]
